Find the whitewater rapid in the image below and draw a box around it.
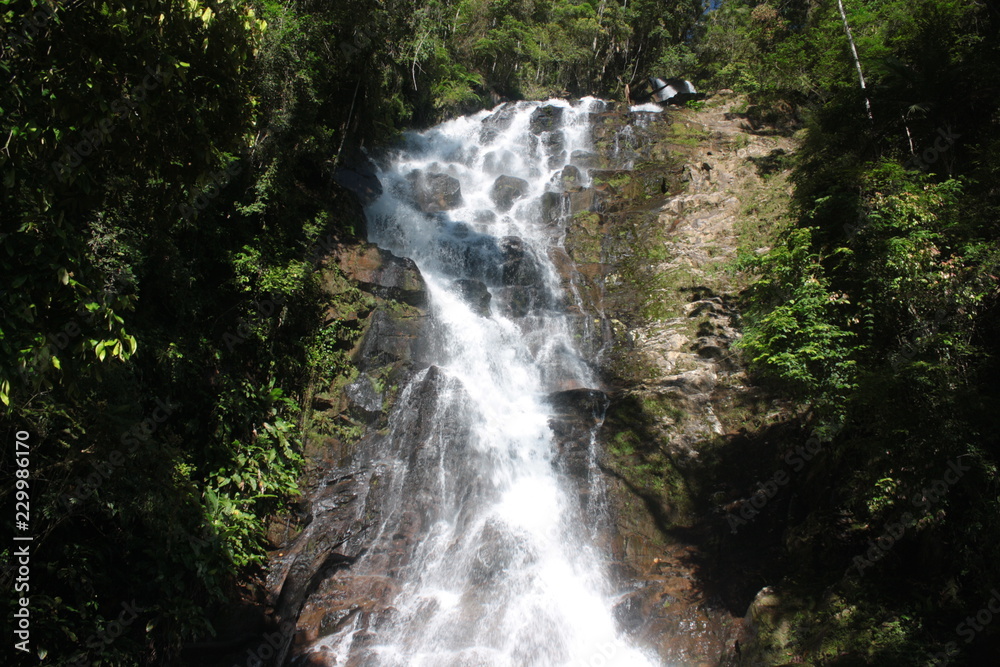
[310,98,661,667]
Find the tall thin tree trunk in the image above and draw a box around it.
[902,112,916,156]
[837,0,874,121]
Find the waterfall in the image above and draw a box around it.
[306,99,660,667]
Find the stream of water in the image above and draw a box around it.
[310,99,660,667]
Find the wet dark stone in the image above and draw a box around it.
[493,285,544,319]
[435,229,505,284]
[542,130,565,155]
[570,150,601,169]
[499,236,542,286]
[530,104,564,134]
[454,279,492,317]
[468,519,528,586]
[333,161,382,206]
[407,170,463,212]
[547,153,568,170]
[480,102,517,143]
[549,389,608,414]
[490,175,529,212]
[346,375,382,417]
[559,165,582,192]
[353,307,427,372]
[547,388,608,496]
[539,191,566,227]
[612,591,645,629]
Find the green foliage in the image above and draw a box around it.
[0,0,370,662]
[737,227,859,408]
[725,0,1000,660]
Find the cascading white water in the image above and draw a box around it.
[310,99,661,667]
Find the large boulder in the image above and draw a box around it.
[542,131,567,169]
[499,236,542,286]
[334,244,426,307]
[547,388,609,494]
[568,188,596,215]
[490,175,529,212]
[333,162,382,206]
[559,165,582,192]
[480,102,517,143]
[530,104,564,134]
[492,285,545,319]
[345,375,383,417]
[407,170,463,212]
[542,130,565,155]
[539,191,566,228]
[454,279,492,317]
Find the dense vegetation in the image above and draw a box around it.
[2,0,998,664]
[709,0,1000,662]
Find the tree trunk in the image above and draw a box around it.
[837,0,874,121]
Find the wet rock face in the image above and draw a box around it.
[568,188,596,215]
[353,306,427,375]
[491,236,547,318]
[490,174,529,211]
[547,388,609,507]
[570,149,602,169]
[333,160,383,206]
[530,104,564,134]
[345,375,382,417]
[543,130,567,168]
[480,102,517,143]
[454,278,492,317]
[334,244,427,307]
[498,236,542,286]
[610,546,749,666]
[407,170,463,212]
[276,365,486,666]
[559,165,583,191]
[267,343,440,665]
[539,191,566,227]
